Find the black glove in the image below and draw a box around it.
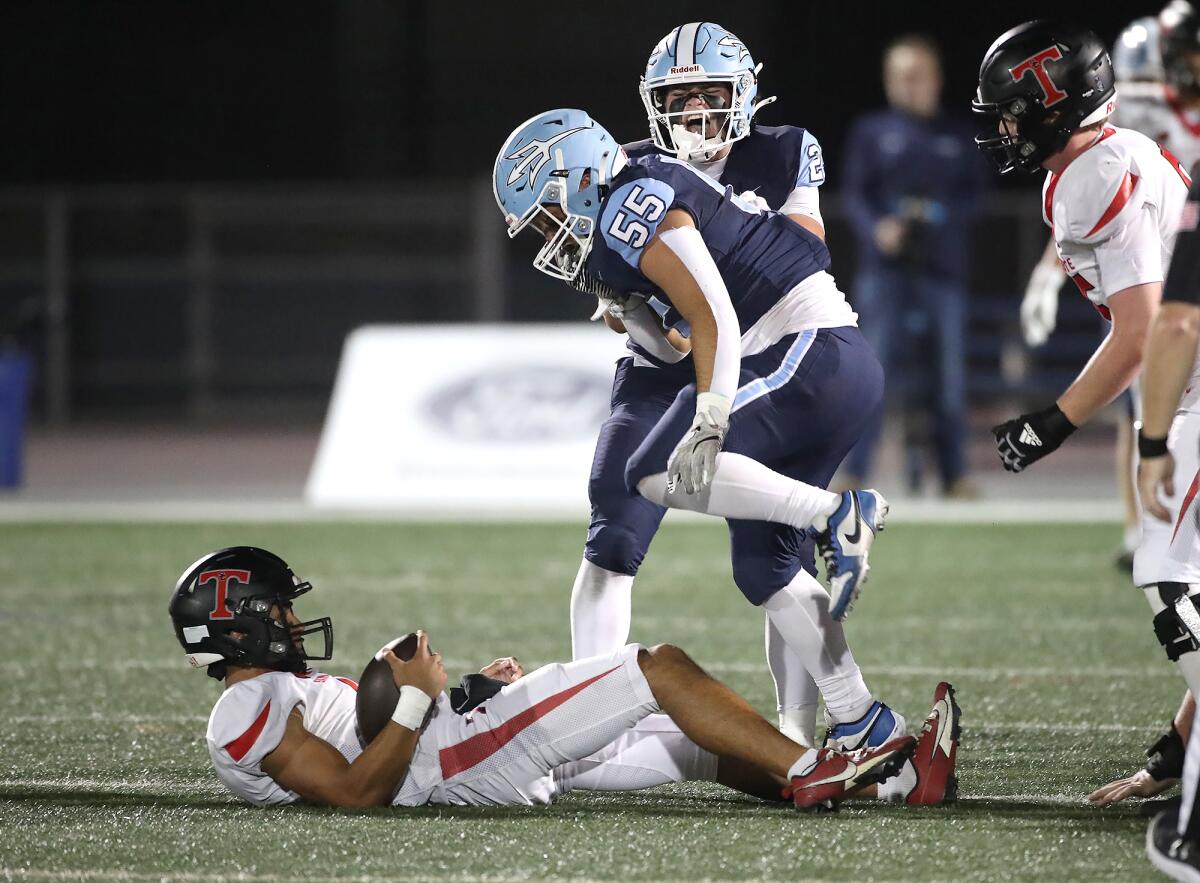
[1145,724,1186,782]
[449,674,507,714]
[992,403,1077,473]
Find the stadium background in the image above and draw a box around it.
[0,0,1139,422]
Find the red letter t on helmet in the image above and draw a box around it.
[1009,46,1068,107]
[199,569,251,620]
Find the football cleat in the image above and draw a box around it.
[1147,809,1200,882]
[823,700,907,753]
[904,681,961,805]
[790,735,917,809]
[810,489,889,620]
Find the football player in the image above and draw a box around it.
[1141,173,1200,880]
[493,106,955,788]
[170,547,959,809]
[1019,6,1200,573]
[973,20,1198,806]
[567,22,900,754]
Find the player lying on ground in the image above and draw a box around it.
[565,20,905,752]
[169,547,960,809]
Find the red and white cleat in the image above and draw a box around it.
[904,681,961,805]
[789,735,917,809]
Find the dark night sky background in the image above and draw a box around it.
[0,1,1162,188]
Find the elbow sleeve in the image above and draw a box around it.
[657,225,741,401]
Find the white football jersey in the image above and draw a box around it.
[1042,124,1200,411]
[1112,81,1200,175]
[205,669,448,807]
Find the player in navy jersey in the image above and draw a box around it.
[494,108,957,788]
[564,23,908,754]
[568,24,890,751]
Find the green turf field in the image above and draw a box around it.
[0,519,1180,881]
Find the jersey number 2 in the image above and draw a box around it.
[608,186,667,249]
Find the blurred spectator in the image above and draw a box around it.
[840,34,990,497]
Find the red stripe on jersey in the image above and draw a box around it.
[1044,173,1060,228]
[336,677,358,691]
[439,665,623,780]
[1043,128,1116,229]
[1172,469,1200,545]
[225,700,271,762]
[1085,172,1138,239]
[1069,274,1111,321]
[1161,144,1194,188]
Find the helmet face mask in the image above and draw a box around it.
[972,20,1117,175]
[639,22,775,163]
[168,547,334,679]
[506,175,596,283]
[493,110,623,286]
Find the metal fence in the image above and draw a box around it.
[0,184,1103,425]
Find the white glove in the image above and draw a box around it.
[667,392,731,495]
[737,190,771,212]
[590,291,637,321]
[1020,262,1064,347]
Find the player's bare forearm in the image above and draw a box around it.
[1058,282,1157,426]
[263,708,418,807]
[1141,302,1200,437]
[602,312,626,334]
[787,214,825,241]
[1057,333,1143,425]
[665,328,692,354]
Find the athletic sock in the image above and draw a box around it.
[637,452,839,529]
[762,569,874,723]
[570,559,634,660]
[1181,705,1200,838]
[766,614,819,746]
[877,761,916,802]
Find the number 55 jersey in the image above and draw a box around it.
[584,153,857,355]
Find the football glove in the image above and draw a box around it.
[1020,262,1064,348]
[736,190,771,212]
[667,392,731,495]
[992,404,1076,473]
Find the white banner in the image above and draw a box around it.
[306,324,635,512]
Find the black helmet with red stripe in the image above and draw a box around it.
[168,546,333,680]
[973,21,1116,174]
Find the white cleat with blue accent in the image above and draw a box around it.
[811,489,889,620]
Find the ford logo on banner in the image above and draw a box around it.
[424,366,612,442]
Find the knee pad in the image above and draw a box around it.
[585,518,659,577]
[730,555,804,606]
[1150,582,1200,662]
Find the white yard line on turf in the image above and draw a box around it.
[0,498,1124,524]
[0,873,925,883]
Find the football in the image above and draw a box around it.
[355,633,427,743]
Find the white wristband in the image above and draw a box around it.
[696,391,732,426]
[391,685,433,731]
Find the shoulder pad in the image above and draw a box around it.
[622,138,661,160]
[207,677,294,766]
[1055,133,1146,245]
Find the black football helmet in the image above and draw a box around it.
[168,546,333,680]
[973,21,1116,174]
[1161,1,1200,98]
